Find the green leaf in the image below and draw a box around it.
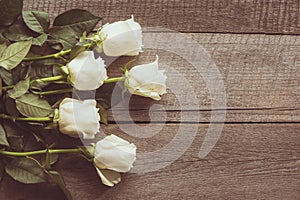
[32,33,47,46]
[8,77,30,99]
[0,29,7,43]
[0,68,13,85]
[69,45,86,61]
[0,160,5,182]
[21,123,60,144]
[0,0,23,26]
[48,28,78,50]
[0,77,2,97]
[0,61,28,85]
[97,102,108,125]
[0,123,9,146]
[42,153,58,169]
[48,9,100,50]
[5,157,46,184]
[0,40,32,70]
[11,64,28,84]
[48,170,73,200]
[0,103,4,112]
[3,23,48,46]
[22,11,50,34]
[15,94,53,117]
[5,97,21,117]
[53,9,100,27]
[29,60,59,80]
[3,23,33,42]
[2,121,24,151]
[29,64,58,90]
[7,135,23,151]
[0,43,6,55]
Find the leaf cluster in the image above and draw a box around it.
[0,0,103,199]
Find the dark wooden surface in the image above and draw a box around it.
[23,0,300,34]
[1,0,299,199]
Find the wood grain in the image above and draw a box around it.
[2,1,299,200]
[23,0,300,34]
[107,33,300,110]
[101,33,300,122]
[107,108,300,123]
[1,124,299,199]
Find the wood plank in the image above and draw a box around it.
[3,1,299,200]
[97,33,300,121]
[106,33,300,110]
[107,108,300,123]
[1,124,299,199]
[23,0,300,34]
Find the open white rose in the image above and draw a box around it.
[125,55,167,100]
[100,16,142,56]
[58,98,100,139]
[94,134,136,173]
[67,51,108,90]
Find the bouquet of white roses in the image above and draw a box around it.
[0,0,167,199]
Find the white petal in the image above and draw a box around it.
[58,98,100,139]
[128,55,159,83]
[152,70,167,86]
[68,51,107,90]
[94,134,136,173]
[100,16,142,56]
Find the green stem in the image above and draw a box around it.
[2,75,66,92]
[0,113,52,122]
[2,85,14,91]
[3,76,124,95]
[39,88,73,96]
[23,43,92,61]
[32,75,66,84]
[104,77,124,83]
[23,53,65,61]
[38,77,124,95]
[0,148,81,157]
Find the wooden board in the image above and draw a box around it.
[23,0,300,34]
[107,108,300,123]
[102,33,300,122]
[105,33,300,109]
[0,124,299,199]
[1,1,299,200]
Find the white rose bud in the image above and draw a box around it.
[125,55,167,100]
[94,134,136,173]
[100,16,142,56]
[58,98,100,139]
[67,51,108,90]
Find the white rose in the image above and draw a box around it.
[58,98,100,139]
[67,51,108,90]
[100,16,142,56]
[125,55,167,100]
[94,134,136,173]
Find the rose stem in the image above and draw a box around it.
[0,114,52,122]
[23,43,92,61]
[0,149,82,157]
[2,75,66,91]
